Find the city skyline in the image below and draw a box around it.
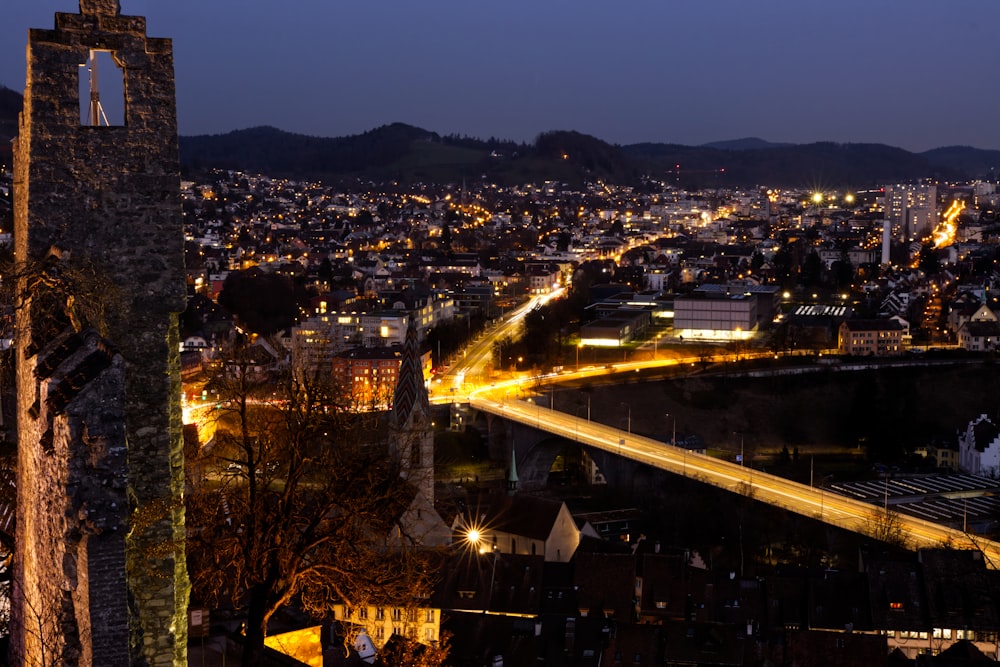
[5,0,1000,153]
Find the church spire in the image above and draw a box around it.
[392,320,429,427]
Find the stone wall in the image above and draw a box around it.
[13,4,187,666]
[12,329,129,666]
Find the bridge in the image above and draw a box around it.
[468,387,1000,566]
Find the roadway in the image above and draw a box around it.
[430,293,1000,562]
[430,288,566,401]
[469,389,1000,566]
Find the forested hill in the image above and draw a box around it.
[2,84,999,187]
[176,126,1000,188]
[179,126,993,189]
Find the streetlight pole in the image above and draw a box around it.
[487,546,498,611]
[621,402,630,434]
[466,529,499,612]
[667,412,684,476]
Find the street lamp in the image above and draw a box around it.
[621,402,631,434]
[576,341,583,369]
[665,413,676,446]
[465,528,498,611]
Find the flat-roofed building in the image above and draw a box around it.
[673,292,757,341]
[580,315,646,347]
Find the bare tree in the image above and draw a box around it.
[863,509,910,550]
[186,339,440,666]
[380,630,452,667]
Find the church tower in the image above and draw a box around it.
[391,324,435,504]
[12,2,188,665]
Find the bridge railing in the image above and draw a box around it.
[471,394,1000,567]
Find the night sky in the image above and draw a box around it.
[5,1,1000,152]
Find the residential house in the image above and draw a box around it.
[573,552,637,622]
[920,444,960,472]
[527,263,562,294]
[947,300,993,334]
[838,319,905,356]
[957,320,1000,352]
[454,495,581,563]
[865,549,1000,660]
[331,603,442,650]
[360,311,409,348]
[959,414,1000,478]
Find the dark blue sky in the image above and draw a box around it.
[6,1,1000,151]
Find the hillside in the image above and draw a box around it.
[2,83,999,186]
[922,145,1000,180]
[623,141,959,189]
[700,137,794,151]
[181,126,975,188]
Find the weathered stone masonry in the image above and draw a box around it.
[13,2,188,666]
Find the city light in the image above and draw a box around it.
[931,199,964,248]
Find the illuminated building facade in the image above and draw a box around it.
[333,346,403,409]
[673,292,757,341]
[360,311,409,348]
[883,184,937,242]
[332,604,441,648]
[837,319,905,356]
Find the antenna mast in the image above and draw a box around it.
[86,50,111,126]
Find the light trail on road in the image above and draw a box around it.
[470,390,1000,567]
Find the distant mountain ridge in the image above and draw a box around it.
[1,85,998,186]
[700,137,795,151]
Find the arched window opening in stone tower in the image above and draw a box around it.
[78,49,125,127]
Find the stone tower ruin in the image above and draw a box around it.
[12,1,188,665]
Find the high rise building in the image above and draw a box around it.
[882,184,937,242]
